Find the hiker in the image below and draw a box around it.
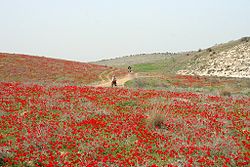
[128,66,132,73]
[111,75,117,87]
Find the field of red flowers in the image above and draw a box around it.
[0,53,126,85]
[0,82,249,166]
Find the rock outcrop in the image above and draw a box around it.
[177,41,250,78]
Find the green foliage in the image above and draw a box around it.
[133,63,164,72]
[116,100,137,107]
[125,78,166,89]
[0,157,5,166]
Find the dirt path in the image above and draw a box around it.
[93,71,164,88]
[94,72,138,87]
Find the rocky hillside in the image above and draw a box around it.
[177,37,250,78]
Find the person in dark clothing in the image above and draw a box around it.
[128,66,132,73]
[111,75,117,87]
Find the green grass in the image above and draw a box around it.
[133,63,165,72]
[130,55,193,74]
[161,56,191,74]
[125,76,250,96]
[125,78,169,90]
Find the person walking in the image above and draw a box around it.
[111,75,117,87]
[128,66,132,73]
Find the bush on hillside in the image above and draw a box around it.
[240,37,249,42]
[207,48,212,52]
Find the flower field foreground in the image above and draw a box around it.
[0,82,249,166]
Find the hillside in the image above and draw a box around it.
[92,37,250,96]
[93,52,176,67]
[177,37,250,78]
[0,53,127,85]
[94,37,250,79]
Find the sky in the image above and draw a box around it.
[0,0,250,62]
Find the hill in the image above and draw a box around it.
[0,53,126,85]
[92,52,176,68]
[93,37,250,79]
[93,37,249,96]
[177,37,250,78]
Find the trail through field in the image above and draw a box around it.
[95,72,138,87]
[94,71,163,88]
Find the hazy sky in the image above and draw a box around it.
[1,0,250,62]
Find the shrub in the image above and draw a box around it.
[207,48,212,52]
[146,110,165,129]
[0,149,10,166]
[219,90,231,97]
[240,37,249,42]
